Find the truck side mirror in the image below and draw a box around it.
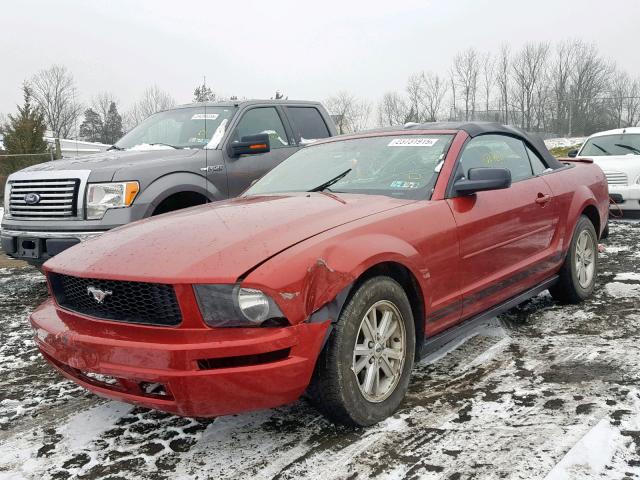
[567,149,578,158]
[230,134,270,157]
[454,168,512,195]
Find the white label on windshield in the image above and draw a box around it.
[388,138,438,147]
[192,113,219,120]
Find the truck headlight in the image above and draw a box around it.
[193,284,285,327]
[86,182,139,220]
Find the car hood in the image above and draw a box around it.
[19,149,201,181]
[45,193,414,283]
[590,155,640,177]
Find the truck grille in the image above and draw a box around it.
[9,178,79,218]
[604,171,628,186]
[48,273,182,326]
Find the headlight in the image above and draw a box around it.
[193,284,285,327]
[86,181,139,220]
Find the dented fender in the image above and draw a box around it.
[242,231,428,325]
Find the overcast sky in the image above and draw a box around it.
[1,0,640,116]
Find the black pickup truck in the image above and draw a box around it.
[1,99,337,265]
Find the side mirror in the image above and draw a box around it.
[454,168,512,195]
[567,149,578,158]
[230,134,270,157]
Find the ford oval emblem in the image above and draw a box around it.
[24,193,41,205]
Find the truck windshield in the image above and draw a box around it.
[245,134,454,199]
[115,106,236,150]
[580,134,640,156]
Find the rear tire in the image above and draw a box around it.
[308,276,415,426]
[549,215,598,304]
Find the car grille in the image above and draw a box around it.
[604,171,628,186]
[9,178,79,219]
[48,273,182,326]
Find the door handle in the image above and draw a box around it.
[535,193,551,205]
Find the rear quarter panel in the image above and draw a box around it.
[541,162,609,249]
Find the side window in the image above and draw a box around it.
[458,134,533,182]
[287,107,330,144]
[233,107,290,149]
[525,145,548,175]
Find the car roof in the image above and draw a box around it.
[173,99,323,109]
[586,126,640,138]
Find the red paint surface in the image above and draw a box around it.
[33,129,609,417]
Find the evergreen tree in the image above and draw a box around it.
[1,83,48,154]
[193,83,215,102]
[102,102,124,144]
[79,108,103,142]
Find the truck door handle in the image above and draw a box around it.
[535,193,551,205]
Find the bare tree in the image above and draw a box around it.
[452,48,480,121]
[481,53,495,117]
[30,65,83,157]
[549,41,575,135]
[622,78,640,127]
[126,85,176,129]
[568,40,612,135]
[406,73,424,122]
[421,72,448,122]
[92,92,117,125]
[448,66,457,120]
[324,92,371,134]
[496,45,510,124]
[377,92,410,127]
[511,42,549,130]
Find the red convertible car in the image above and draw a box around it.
[31,122,609,426]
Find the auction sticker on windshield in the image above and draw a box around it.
[388,138,439,147]
[192,113,220,120]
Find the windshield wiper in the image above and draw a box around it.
[308,168,352,193]
[591,143,609,155]
[614,143,640,155]
[149,142,179,149]
[107,145,124,151]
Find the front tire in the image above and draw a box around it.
[549,215,598,304]
[308,276,415,426]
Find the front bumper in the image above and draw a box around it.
[609,184,640,212]
[1,229,105,263]
[30,300,329,417]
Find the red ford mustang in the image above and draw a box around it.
[31,122,609,426]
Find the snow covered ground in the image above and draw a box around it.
[544,137,586,150]
[1,222,640,479]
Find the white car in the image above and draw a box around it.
[571,127,640,218]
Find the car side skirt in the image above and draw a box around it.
[420,275,559,357]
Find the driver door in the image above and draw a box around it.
[222,106,298,197]
[447,134,558,319]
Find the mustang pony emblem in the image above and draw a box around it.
[87,286,112,304]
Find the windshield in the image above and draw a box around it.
[245,134,454,199]
[579,133,640,156]
[115,106,236,150]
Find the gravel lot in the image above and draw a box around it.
[1,221,639,480]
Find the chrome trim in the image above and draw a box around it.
[5,170,91,220]
[0,229,104,241]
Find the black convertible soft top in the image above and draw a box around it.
[364,121,563,170]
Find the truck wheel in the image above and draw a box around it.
[308,276,415,426]
[549,215,598,304]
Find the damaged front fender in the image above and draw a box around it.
[241,232,427,326]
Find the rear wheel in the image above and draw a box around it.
[549,215,598,304]
[308,276,415,426]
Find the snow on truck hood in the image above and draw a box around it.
[19,149,201,177]
[45,193,414,283]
